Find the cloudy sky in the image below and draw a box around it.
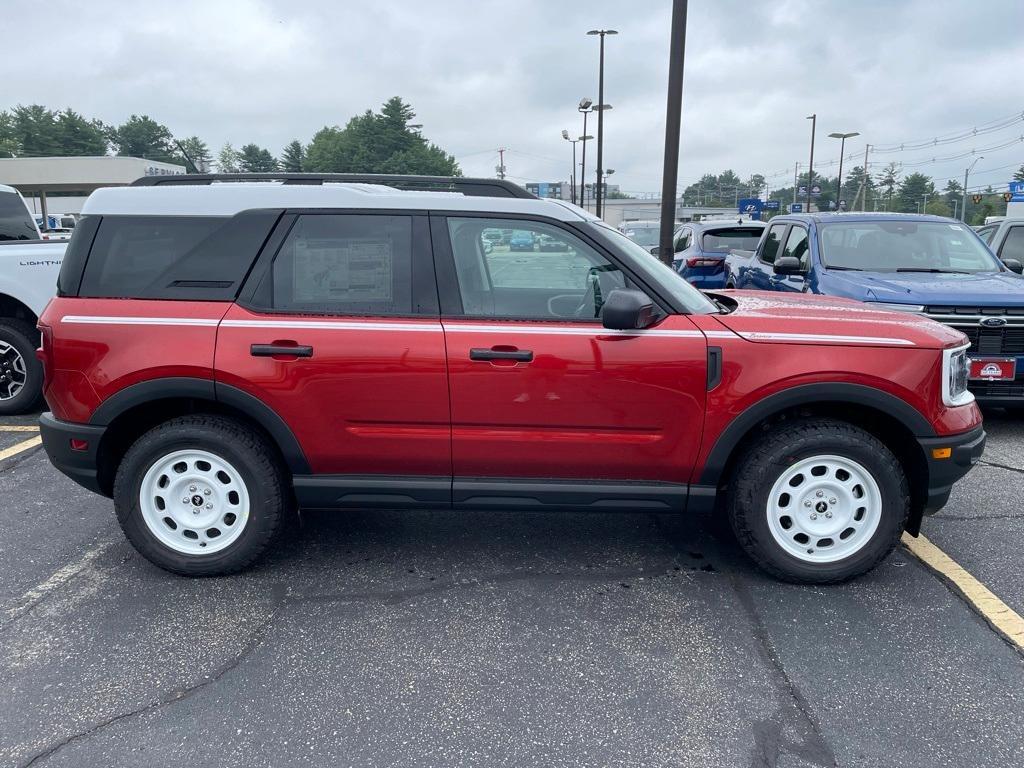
[6,0,1023,195]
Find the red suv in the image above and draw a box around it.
[38,174,985,582]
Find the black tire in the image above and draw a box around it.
[0,319,44,416]
[728,419,909,584]
[113,415,286,576]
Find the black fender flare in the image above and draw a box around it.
[698,382,934,486]
[90,376,311,474]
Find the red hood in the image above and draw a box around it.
[706,290,966,350]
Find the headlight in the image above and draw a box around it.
[941,344,974,407]
[865,302,925,313]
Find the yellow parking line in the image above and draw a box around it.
[0,425,40,432]
[903,532,1024,651]
[0,435,42,462]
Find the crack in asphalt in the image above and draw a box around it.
[650,514,837,768]
[13,566,699,766]
[18,584,289,768]
[977,459,1024,476]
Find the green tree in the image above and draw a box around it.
[108,115,178,162]
[1013,165,1024,182]
[305,97,460,175]
[217,142,241,173]
[239,143,278,172]
[925,199,952,217]
[280,139,305,172]
[54,109,107,155]
[876,162,900,210]
[9,105,63,156]
[0,111,19,157]
[176,136,212,173]
[841,166,874,210]
[895,172,935,213]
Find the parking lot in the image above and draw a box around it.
[0,408,1022,768]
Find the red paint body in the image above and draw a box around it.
[38,289,981,484]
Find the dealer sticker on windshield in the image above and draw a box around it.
[969,358,1017,381]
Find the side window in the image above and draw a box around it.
[999,226,1024,262]
[976,226,996,245]
[760,224,787,264]
[269,214,414,315]
[781,226,810,269]
[674,228,691,251]
[446,217,627,320]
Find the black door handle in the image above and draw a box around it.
[251,343,314,358]
[470,348,534,362]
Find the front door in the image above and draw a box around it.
[215,212,451,500]
[433,215,708,498]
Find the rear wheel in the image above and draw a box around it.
[0,319,43,416]
[728,419,908,583]
[114,415,286,576]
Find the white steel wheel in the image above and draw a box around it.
[0,340,27,401]
[139,449,250,555]
[766,454,882,564]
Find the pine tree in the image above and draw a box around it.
[280,140,305,172]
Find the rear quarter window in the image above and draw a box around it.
[77,211,279,300]
[0,190,38,241]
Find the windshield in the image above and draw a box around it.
[590,223,719,314]
[819,220,1002,273]
[702,227,763,253]
[623,226,660,247]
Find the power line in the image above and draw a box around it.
[871,109,1024,154]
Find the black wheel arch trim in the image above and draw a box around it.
[698,382,935,486]
[89,376,311,474]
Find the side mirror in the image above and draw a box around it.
[774,256,804,275]
[649,246,660,256]
[601,289,656,330]
[1003,258,1023,274]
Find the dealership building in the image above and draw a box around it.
[0,156,185,220]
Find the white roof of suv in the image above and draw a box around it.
[81,182,597,222]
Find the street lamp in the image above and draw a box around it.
[587,29,618,218]
[962,156,984,222]
[561,129,578,205]
[806,114,816,212]
[828,131,859,212]
[578,98,593,210]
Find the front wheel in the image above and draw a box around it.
[728,419,909,584]
[114,415,286,576]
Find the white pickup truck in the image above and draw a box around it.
[977,218,1024,266]
[0,184,66,414]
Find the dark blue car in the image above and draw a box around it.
[672,220,765,289]
[724,213,1024,407]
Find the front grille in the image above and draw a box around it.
[925,306,1024,356]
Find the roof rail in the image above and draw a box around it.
[130,173,536,199]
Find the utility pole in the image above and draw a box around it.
[793,162,799,207]
[657,0,688,266]
[962,156,983,222]
[496,148,507,180]
[805,114,816,213]
[856,143,870,211]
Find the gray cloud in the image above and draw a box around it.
[4,0,1023,194]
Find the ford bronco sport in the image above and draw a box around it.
[38,174,985,582]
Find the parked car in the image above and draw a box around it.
[39,175,983,583]
[672,220,766,288]
[509,230,536,251]
[537,234,569,251]
[976,217,1024,267]
[724,213,1024,409]
[0,184,67,414]
[621,221,660,251]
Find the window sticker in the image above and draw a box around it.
[292,237,393,303]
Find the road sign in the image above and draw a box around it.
[811,184,822,196]
[1009,181,1024,202]
[764,200,781,210]
[972,194,983,204]
[789,203,803,213]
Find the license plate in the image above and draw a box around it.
[969,358,1017,381]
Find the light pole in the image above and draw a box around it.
[587,28,617,218]
[578,98,593,210]
[962,156,983,222]
[561,130,578,205]
[658,0,688,264]
[828,131,859,212]
[806,114,816,212]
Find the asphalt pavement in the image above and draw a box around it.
[1,410,1023,768]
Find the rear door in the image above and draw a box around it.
[433,214,708,506]
[216,211,451,501]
